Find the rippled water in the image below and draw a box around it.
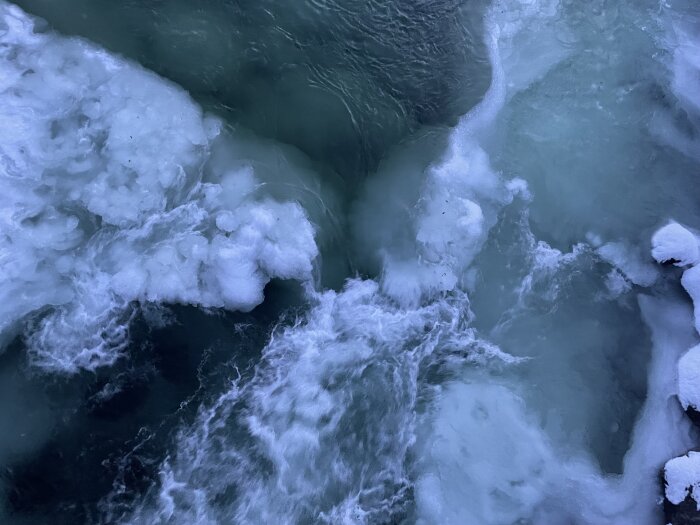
[0,0,699,523]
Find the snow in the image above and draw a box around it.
[651,222,699,267]
[665,451,700,508]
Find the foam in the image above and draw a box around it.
[414,292,697,525]
[119,278,519,524]
[414,382,556,525]
[4,0,700,522]
[679,344,700,411]
[351,0,564,307]
[411,1,699,523]
[0,2,320,373]
[82,0,700,521]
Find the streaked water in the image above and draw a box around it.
[0,0,699,523]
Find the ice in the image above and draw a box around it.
[120,278,518,524]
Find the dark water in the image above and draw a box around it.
[1,281,304,524]
[17,0,491,180]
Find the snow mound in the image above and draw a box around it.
[651,222,699,267]
[665,451,700,508]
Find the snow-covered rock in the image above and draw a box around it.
[664,451,700,524]
[652,222,700,267]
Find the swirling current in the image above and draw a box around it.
[1,0,700,523]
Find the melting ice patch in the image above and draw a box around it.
[0,3,319,373]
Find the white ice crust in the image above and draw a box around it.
[0,3,318,372]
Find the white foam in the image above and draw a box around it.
[411,1,700,522]
[414,293,697,525]
[0,3,320,373]
[351,0,566,308]
[414,382,556,525]
[120,278,520,524]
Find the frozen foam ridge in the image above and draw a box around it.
[0,2,319,373]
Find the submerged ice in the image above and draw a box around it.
[1,0,700,524]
